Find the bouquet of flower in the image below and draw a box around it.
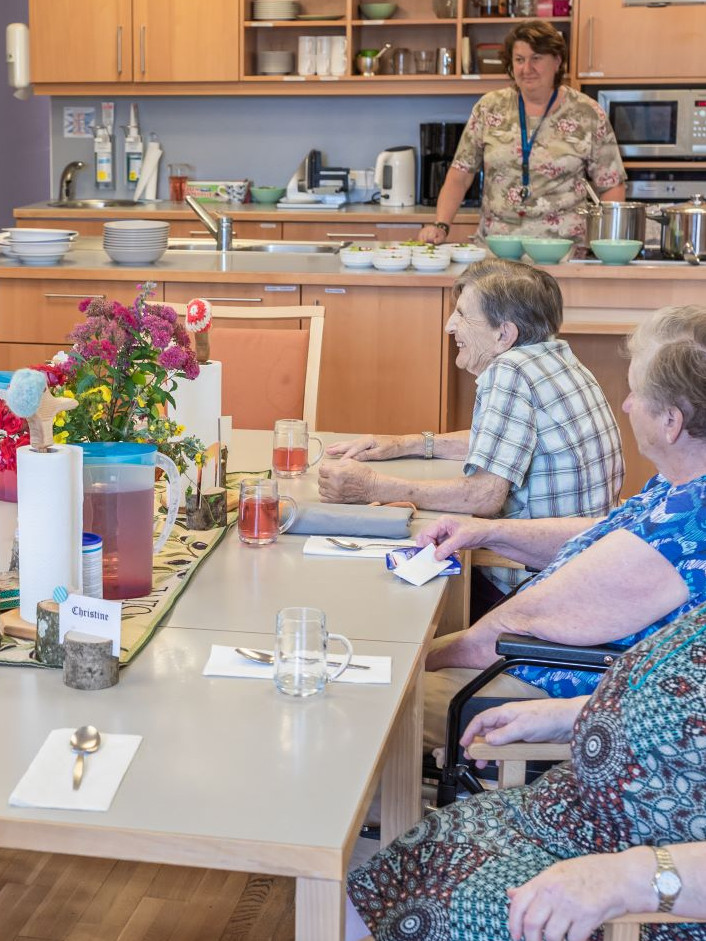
[0,400,29,472]
[46,282,208,475]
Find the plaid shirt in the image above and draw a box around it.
[465,339,624,591]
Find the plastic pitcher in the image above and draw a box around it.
[81,442,180,600]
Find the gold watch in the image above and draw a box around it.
[651,846,682,913]
[422,431,434,459]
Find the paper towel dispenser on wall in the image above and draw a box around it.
[6,23,30,100]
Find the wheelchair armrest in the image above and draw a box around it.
[496,633,623,669]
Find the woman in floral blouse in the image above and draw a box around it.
[420,20,626,243]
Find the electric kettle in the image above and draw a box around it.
[374,146,416,207]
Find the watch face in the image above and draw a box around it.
[657,870,681,897]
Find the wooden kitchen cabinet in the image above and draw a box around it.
[283,221,477,242]
[576,0,706,80]
[169,220,283,239]
[164,281,302,322]
[29,0,239,86]
[302,284,443,434]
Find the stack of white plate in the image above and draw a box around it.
[103,220,170,264]
[257,49,295,74]
[252,0,299,20]
[1,227,77,266]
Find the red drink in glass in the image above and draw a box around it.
[272,446,308,476]
[83,485,154,599]
[238,495,280,545]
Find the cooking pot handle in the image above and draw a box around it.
[645,206,667,224]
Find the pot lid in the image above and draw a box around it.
[582,200,644,214]
[663,193,706,214]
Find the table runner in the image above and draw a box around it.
[0,470,270,669]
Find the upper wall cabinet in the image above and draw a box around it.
[29,0,240,85]
[577,0,706,81]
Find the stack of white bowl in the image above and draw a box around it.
[1,227,77,266]
[412,244,451,271]
[257,49,295,74]
[103,220,170,264]
[252,0,299,20]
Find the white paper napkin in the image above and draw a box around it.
[203,645,392,684]
[9,729,142,812]
[303,535,416,559]
[392,543,452,586]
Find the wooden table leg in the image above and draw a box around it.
[380,670,424,847]
[296,876,345,940]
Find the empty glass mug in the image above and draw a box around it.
[238,478,297,546]
[272,418,324,478]
[437,47,455,75]
[274,606,353,697]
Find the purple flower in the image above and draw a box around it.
[142,313,173,350]
[173,323,191,348]
[158,346,188,370]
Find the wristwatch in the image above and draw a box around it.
[433,221,450,236]
[422,431,435,459]
[651,846,682,913]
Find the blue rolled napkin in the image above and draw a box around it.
[288,502,413,538]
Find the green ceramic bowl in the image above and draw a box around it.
[521,237,573,265]
[485,234,524,260]
[590,239,643,265]
[250,186,286,204]
[360,2,397,18]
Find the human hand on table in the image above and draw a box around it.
[416,515,491,560]
[325,434,404,461]
[318,459,379,504]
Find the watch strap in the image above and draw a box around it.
[651,846,682,913]
[422,431,434,459]
[434,221,450,235]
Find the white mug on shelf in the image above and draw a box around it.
[331,35,347,76]
[297,35,316,76]
[316,35,332,76]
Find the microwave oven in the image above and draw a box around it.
[598,88,706,159]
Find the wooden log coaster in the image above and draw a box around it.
[35,599,63,667]
[63,630,119,690]
[185,486,227,530]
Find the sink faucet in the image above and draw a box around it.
[58,161,86,201]
[185,195,232,251]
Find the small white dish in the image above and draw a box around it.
[373,252,410,271]
[412,255,451,271]
[340,249,374,268]
[450,244,487,264]
[3,227,78,241]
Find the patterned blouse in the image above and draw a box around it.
[452,85,626,238]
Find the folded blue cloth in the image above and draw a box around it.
[288,502,413,538]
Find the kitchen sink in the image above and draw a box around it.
[47,199,147,209]
[167,238,347,254]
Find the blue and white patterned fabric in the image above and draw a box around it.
[510,473,706,696]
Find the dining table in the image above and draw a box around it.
[0,429,469,940]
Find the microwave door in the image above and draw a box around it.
[607,99,686,158]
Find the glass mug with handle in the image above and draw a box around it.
[238,478,297,546]
[272,418,324,478]
[274,606,353,697]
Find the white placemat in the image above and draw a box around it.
[203,645,392,684]
[9,729,142,812]
[302,535,416,559]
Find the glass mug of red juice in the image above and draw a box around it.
[272,419,324,478]
[81,442,181,600]
[238,478,298,546]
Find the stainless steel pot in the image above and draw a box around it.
[649,194,706,260]
[576,201,646,246]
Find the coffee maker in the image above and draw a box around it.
[420,122,482,207]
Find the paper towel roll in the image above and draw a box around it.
[134,140,162,202]
[17,445,83,623]
[170,361,222,498]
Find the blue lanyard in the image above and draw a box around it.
[518,88,558,202]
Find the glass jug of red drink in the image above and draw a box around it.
[81,442,180,599]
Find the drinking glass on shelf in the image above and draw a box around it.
[272,418,324,478]
[237,478,297,546]
[414,49,436,74]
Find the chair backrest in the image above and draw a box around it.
[170,304,325,430]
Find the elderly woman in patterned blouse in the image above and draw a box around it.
[418,19,626,244]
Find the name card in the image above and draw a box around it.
[59,593,122,656]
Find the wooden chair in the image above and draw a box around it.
[171,303,325,429]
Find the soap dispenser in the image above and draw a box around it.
[122,103,143,189]
[93,125,114,190]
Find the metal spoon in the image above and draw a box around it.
[682,241,700,265]
[70,725,101,790]
[326,537,403,551]
[234,646,369,670]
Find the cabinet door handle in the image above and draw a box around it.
[587,15,594,72]
[44,293,107,300]
[140,25,146,75]
[326,232,376,239]
[117,26,123,75]
[193,296,263,303]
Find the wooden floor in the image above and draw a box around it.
[0,847,295,940]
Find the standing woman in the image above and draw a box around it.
[420,20,626,244]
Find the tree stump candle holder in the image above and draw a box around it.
[63,630,119,690]
[185,486,227,530]
[35,599,64,667]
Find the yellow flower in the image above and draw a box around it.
[54,430,69,444]
[54,413,66,428]
[194,453,204,466]
[136,396,147,408]
[98,385,112,403]
[62,388,75,399]
[175,425,185,436]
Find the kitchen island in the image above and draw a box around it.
[2,239,704,495]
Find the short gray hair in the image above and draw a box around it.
[628,305,706,439]
[450,258,563,345]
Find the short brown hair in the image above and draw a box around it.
[501,19,567,88]
[627,305,706,439]
[451,258,563,345]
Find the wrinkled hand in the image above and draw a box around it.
[419,224,447,245]
[460,698,582,766]
[318,459,379,504]
[508,855,631,941]
[416,515,488,560]
[324,435,397,461]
